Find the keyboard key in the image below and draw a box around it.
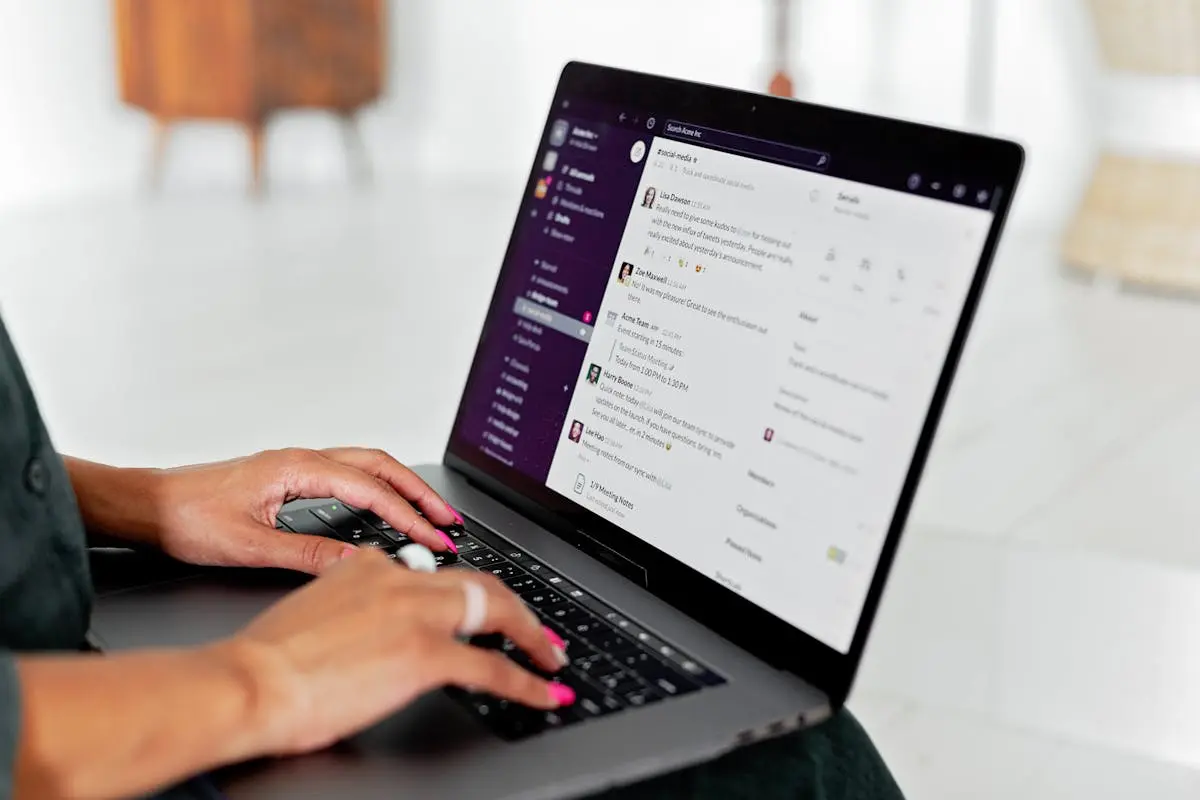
[543,706,583,727]
[623,686,665,707]
[546,605,586,624]
[338,526,378,544]
[568,619,602,639]
[591,631,639,655]
[484,703,545,741]
[559,671,623,714]
[455,536,486,553]
[467,694,503,719]
[309,502,361,531]
[482,563,525,580]
[616,651,655,671]
[441,526,467,540]
[632,630,666,653]
[550,581,587,602]
[354,535,393,551]
[558,629,597,657]
[523,590,566,609]
[500,549,529,562]
[588,658,624,683]
[680,662,725,687]
[577,695,606,717]
[508,649,557,680]
[604,611,639,634]
[571,654,607,675]
[504,575,545,594]
[277,510,335,536]
[523,563,559,581]
[350,508,393,531]
[653,648,726,687]
[310,502,395,544]
[465,550,505,568]
[635,658,700,697]
[651,675,694,697]
[600,673,643,696]
[434,551,459,567]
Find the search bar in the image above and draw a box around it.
[662,121,830,171]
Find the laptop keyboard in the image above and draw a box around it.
[276,501,726,740]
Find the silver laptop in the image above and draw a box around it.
[90,62,1024,799]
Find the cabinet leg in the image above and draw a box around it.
[340,113,372,186]
[247,122,266,196]
[148,118,172,190]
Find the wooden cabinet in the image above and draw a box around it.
[114,0,385,192]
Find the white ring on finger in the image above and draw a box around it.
[458,580,488,637]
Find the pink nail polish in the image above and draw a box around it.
[447,503,465,526]
[542,626,566,650]
[548,683,576,707]
[341,546,357,560]
[437,531,459,554]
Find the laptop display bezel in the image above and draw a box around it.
[444,61,1024,705]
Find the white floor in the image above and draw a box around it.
[3,178,1200,798]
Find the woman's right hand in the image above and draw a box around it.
[214,549,574,757]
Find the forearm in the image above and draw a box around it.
[62,458,164,547]
[14,643,271,799]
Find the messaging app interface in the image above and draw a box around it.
[456,105,995,653]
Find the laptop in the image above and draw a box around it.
[90,62,1023,799]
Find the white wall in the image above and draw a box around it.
[0,0,1103,229]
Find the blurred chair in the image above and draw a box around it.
[113,0,385,193]
[1064,0,1200,292]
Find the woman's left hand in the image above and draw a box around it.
[66,448,463,575]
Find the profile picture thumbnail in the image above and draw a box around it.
[618,262,635,285]
[586,364,602,385]
[550,119,569,147]
[569,420,585,443]
[642,186,657,209]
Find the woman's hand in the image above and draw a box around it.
[66,448,463,575]
[218,549,575,756]
[15,551,572,799]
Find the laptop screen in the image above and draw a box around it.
[450,74,1005,655]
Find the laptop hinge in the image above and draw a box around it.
[574,528,649,588]
[455,470,650,588]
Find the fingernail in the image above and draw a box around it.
[552,647,569,669]
[548,683,576,707]
[437,531,458,554]
[542,626,566,650]
[341,546,357,560]
[447,503,464,526]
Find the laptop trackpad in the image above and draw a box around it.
[90,568,310,649]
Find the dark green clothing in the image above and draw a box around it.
[0,314,902,800]
[0,317,93,800]
[600,712,903,800]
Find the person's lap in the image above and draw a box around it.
[591,710,904,800]
[156,711,901,800]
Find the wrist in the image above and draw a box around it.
[204,638,308,759]
[64,458,168,546]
